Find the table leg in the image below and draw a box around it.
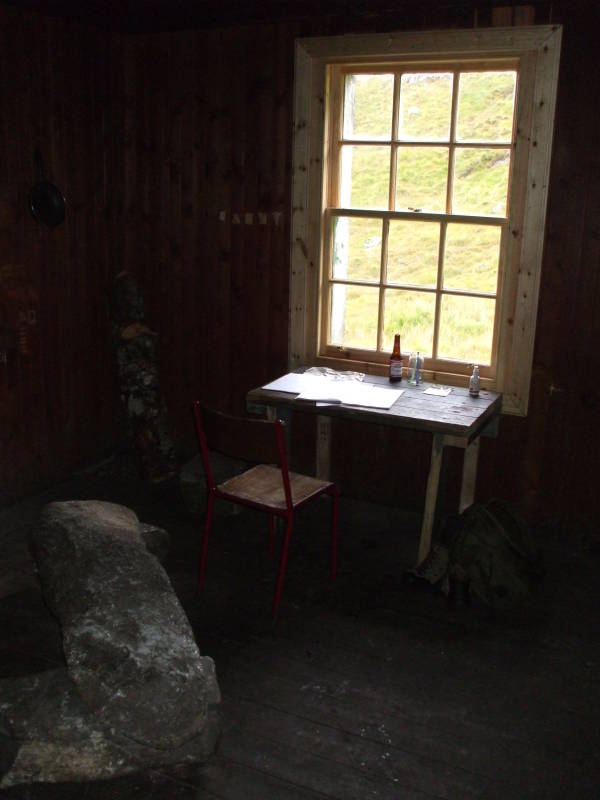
[316,415,332,480]
[418,433,444,564]
[459,436,480,513]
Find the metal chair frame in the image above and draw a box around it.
[192,402,339,621]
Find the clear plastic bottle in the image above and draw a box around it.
[409,352,423,385]
[469,365,480,397]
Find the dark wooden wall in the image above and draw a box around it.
[118,25,292,438]
[0,6,123,504]
[1,1,599,537]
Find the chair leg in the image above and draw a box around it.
[329,486,339,582]
[268,514,276,560]
[198,491,215,593]
[272,513,293,621]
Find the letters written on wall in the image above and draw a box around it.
[0,264,40,395]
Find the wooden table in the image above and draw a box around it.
[247,373,501,565]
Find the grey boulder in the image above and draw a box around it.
[0,499,220,786]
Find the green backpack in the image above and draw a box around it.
[449,500,545,609]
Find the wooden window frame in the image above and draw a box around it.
[289,26,562,416]
[322,62,517,380]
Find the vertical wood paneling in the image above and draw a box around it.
[1,0,598,537]
[532,7,600,532]
[205,29,234,411]
[178,31,199,423]
[118,23,299,439]
[228,30,248,407]
[0,6,121,503]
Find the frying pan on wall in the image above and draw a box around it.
[29,149,66,228]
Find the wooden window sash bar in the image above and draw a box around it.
[340,139,514,148]
[327,208,508,226]
[432,221,448,360]
[326,279,497,303]
[320,341,494,376]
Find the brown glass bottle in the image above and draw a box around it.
[389,334,403,383]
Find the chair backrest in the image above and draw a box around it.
[192,402,292,502]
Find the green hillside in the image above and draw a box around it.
[332,70,516,363]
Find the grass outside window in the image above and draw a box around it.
[324,65,514,372]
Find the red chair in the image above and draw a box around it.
[192,402,339,621]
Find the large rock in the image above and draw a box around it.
[0,500,221,787]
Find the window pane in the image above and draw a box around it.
[452,148,510,216]
[399,73,453,141]
[396,147,448,212]
[344,74,394,140]
[383,289,435,355]
[387,221,439,287]
[332,216,382,282]
[438,294,495,364]
[330,284,379,349]
[341,145,390,209]
[443,224,501,293]
[456,71,516,142]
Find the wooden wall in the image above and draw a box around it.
[1,0,598,537]
[0,6,123,504]
[118,25,293,436]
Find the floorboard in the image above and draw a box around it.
[0,464,599,799]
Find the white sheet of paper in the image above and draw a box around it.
[349,385,404,409]
[262,373,403,409]
[262,372,320,394]
[348,383,402,408]
[298,381,403,409]
[423,386,452,396]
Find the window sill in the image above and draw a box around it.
[308,354,524,415]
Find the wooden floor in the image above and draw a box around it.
[1,463,599,799]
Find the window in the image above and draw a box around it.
[325,66,516,370]
[290,26,562,415]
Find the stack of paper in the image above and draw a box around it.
[262,373,403,410]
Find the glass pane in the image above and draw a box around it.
[456,71,516,143]
[438,294,495,364]
[452,148,510,216]
[399,73,453,141]
[387,221,439,287]
[383,289,435,355]
[341,145,390,209]
[332,216,382,282]
[330,284,379,350]
[396,147,448,212]
[344,73,394,140]
[443,224,501,293]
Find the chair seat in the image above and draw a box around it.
[218,464,333,510]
